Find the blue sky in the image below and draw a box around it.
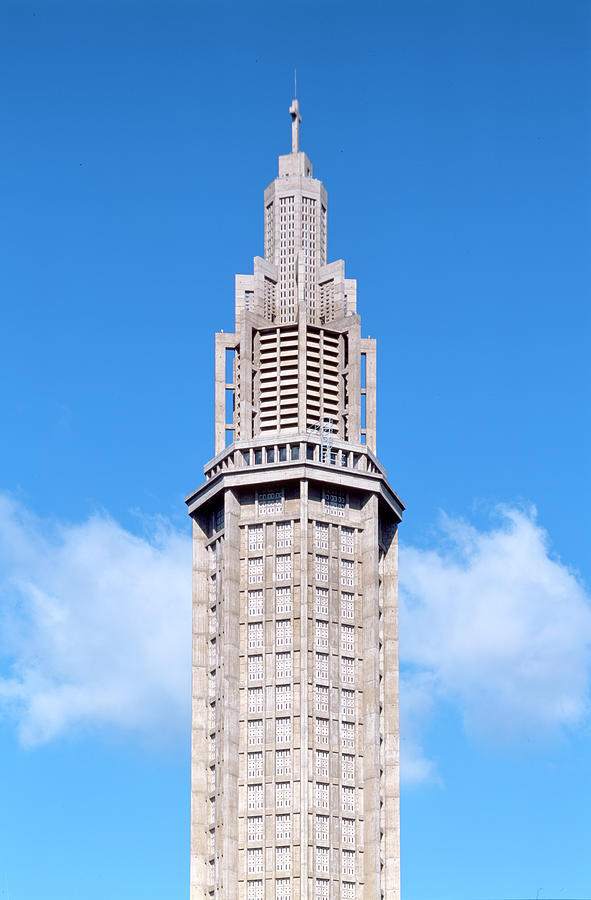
[1,1,590,898]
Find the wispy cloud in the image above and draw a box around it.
[1,496,589,782]
[0,495,191,746]
[400,505,591,782]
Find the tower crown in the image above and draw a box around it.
[215,100,376,455]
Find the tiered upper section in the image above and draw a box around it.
[214,100,376,456]
[235,99,357,328]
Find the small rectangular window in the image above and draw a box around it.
[248,589,264,617]
[276,587,292,614]
[315,749,329,777]
[314,587,329,616]
[276,651,292,679]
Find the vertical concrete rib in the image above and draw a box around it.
[191,517,209,899]
[383,526,400,899]
[221,490,240,898]
[361,494,381,896]
[299,479,309,898]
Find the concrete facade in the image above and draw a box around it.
[186,100,403,899]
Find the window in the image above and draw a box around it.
[315,782,329,809]
[248,687,263,714]
[315,554,329,582]
[340,559,354,587]
[342,785,355,812]
[248,655,263,682]
[276,587,292,614]
[340,592,354,620]
[210,543,217,569]
[247,815,263,842]
[276,749,291,775]
[248,589,264,617]
[276,651,292,679]
[248,847,263,874]
[248,557,264,584]
[276,619,292,646]
[314,587,328,616]
[291,444,300,461]
[215,506,224,532]
[276,781,291,808]
[316,846,329,873]
[342,882,355,899]
[276,876,291,899]
[258,489,283,515]
[247,783,263,810]
[341,689,355,717]
[276,521,293,548]
[314,522,329,549]
[276,717,291,744]
[342,753,355,780]
[248,524,264,552]
[276,684,292,711]
[276,814,291,841]
[315,619,329,648]
[316,814,329,843]
[315,652,329,680]
[276,846,291,871]
[315,717,329,744]
[276,553,292,581]
[341,656,355,684]
[315,879,329,899]
[315,749,329,777]
[278,446,287,462]
[247,880,263,900]
[342,818,355,845]
[248,622,264,649]
[340,526,354,554]
[247,752,263,778]
[342,849,355,876]
[341,624,354,652]
[324,488,345,516]
[248,719,263,746]
[341,721,355,750]
[315,685,329,713]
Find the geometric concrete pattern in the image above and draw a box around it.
[186,98,403,899]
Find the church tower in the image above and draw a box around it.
[186,98,404,900]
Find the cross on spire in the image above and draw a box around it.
[289,97,301,154]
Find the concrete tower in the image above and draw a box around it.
[186,98,404,900]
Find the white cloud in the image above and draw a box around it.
[1,496,589,785]
[0,495,191,746]
[400,505,591,782]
